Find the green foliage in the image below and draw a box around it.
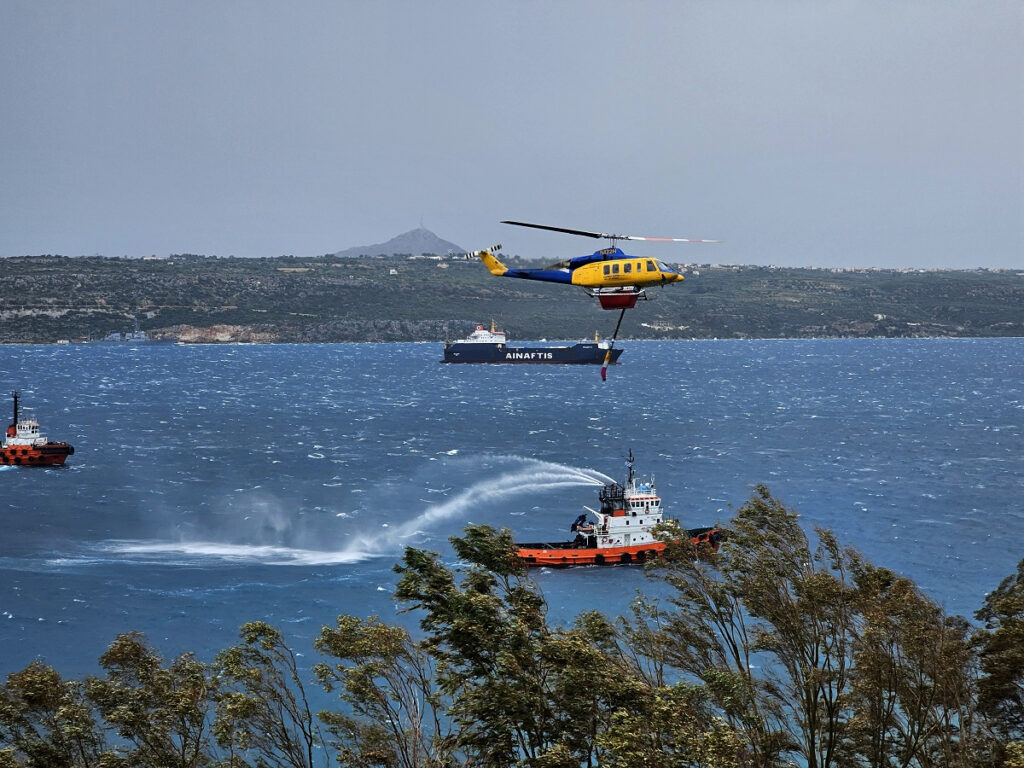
[0,492,1020,767]
[86,631,215,767]
[975,558,1024,739]
[974,557,1024,768]
[848,565,980,767]
[597,683,743,768]
[213,621,325,768]
[642,485,984,768]
[313,615,452,768]
[392,524,641,767]
[0,661,106,766]
[2,254,1022,343]
[393,525,554,766]
[1006,741,1024,768]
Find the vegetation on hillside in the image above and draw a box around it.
[1,254,1021,343]
[2,488,1022,767]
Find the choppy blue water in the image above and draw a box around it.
[1,339,1022,679]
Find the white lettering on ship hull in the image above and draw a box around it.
[505,352,554,360]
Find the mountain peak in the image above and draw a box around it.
[334,228,464,257]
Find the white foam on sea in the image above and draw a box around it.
[100,540,376,566]
[88,456,613,567]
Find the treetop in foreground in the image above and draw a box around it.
[1,486,1022,767]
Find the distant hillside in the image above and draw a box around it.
[0,254,1021,344]
[333,227,464,257]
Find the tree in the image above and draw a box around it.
[643,488,861,766]
[0,661,106,767]
[849,564,980,767]
[314,615,452,768]
[723,491,860,768]
[393,524,556,767]
[214,622,326,768]
[535,611,656,768]
[597,682,743,768]
[975,557,1024,760]
[393,524,637,767]
[644,486,984,768]
[86,632,215,767]
[641,489,808,766]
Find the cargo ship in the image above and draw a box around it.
[441,321,623,365]
[515,451,721,566]
[1,391,74,466]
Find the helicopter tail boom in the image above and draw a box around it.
[475,246,573,284]
[474,246,508,276]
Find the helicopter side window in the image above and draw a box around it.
[603,264,611,275]
[646,260,657,272]
[611,263,620,274]
[623,263,632,274]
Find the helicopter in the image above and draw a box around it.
[474,220,719,310]
[473,220,720,380]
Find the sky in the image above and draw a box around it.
[1,1,1021,268]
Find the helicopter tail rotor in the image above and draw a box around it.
[473,245,507,276]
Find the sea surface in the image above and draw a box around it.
[1,339,1022,681]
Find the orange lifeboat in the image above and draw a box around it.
[0,391,74,467]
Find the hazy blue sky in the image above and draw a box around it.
[1,1,1021,267]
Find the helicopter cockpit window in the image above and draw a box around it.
[656,261,674,274]
[646,260,657,271]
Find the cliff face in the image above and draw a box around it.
[1,254,1022,343]
[160,324,279,343]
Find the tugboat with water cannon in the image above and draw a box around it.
[1,391,74,466]
[514,451,721,566]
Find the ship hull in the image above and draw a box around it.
[0,443,74,466]
[516,526,720,567]
[442,342,623,365]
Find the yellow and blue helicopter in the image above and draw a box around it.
[475,220,719,310]
[474,221,720,379]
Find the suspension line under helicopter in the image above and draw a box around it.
[600,306,628,381]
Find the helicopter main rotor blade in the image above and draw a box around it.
[501,220,721,244]
[623,235,723,243]
[502,221,606,239]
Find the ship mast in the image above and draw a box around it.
[8,391,18,437]
[626,448,634,486]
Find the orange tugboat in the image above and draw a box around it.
[1,391,74,466]
[515,451,721,567]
